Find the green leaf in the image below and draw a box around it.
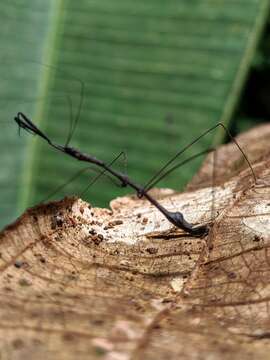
[0,0,269,228]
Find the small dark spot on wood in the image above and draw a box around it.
[106,220,123,228]
[126,273,135,281]
[39,256,46,264]
[62,332,75,342]
[253,235,261,242]
[91,319,104,326]
[69,216,77,227]
[55,234,63,242]
[142,217,148,224]
[228,272,237,279]
[146,247,158,255]
[79,206,84,214]
[89,229,97,235]
[51,214,64,229]
[94,347,107,356]
[12,338,24,349]
[162,298,173,304]
[14,260,24,269]
[66,273,78,281]
[115,220,123,225]
[92,234,104,245]
[32,338,43,346]
[18,278,31,286]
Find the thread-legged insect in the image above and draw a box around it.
[14,111,256,237]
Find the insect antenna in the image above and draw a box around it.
[63,72,84,147]
[18,60,85,147]
[13,83,127,206]
[11,62,84,205]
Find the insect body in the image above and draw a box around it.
[14,112,209,237]
[14,111,256,238]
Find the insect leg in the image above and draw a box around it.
[142,122,256,194]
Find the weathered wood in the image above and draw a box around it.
[0,125,270,359]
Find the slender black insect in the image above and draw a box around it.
[14,112,210,237]
[14,112,257,238]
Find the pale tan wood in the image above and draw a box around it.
[0,125,270,360]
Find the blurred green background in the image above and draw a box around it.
[0,0,269,229]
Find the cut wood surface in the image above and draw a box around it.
[0,125,270,359]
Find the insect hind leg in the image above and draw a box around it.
[142,122,257,193]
